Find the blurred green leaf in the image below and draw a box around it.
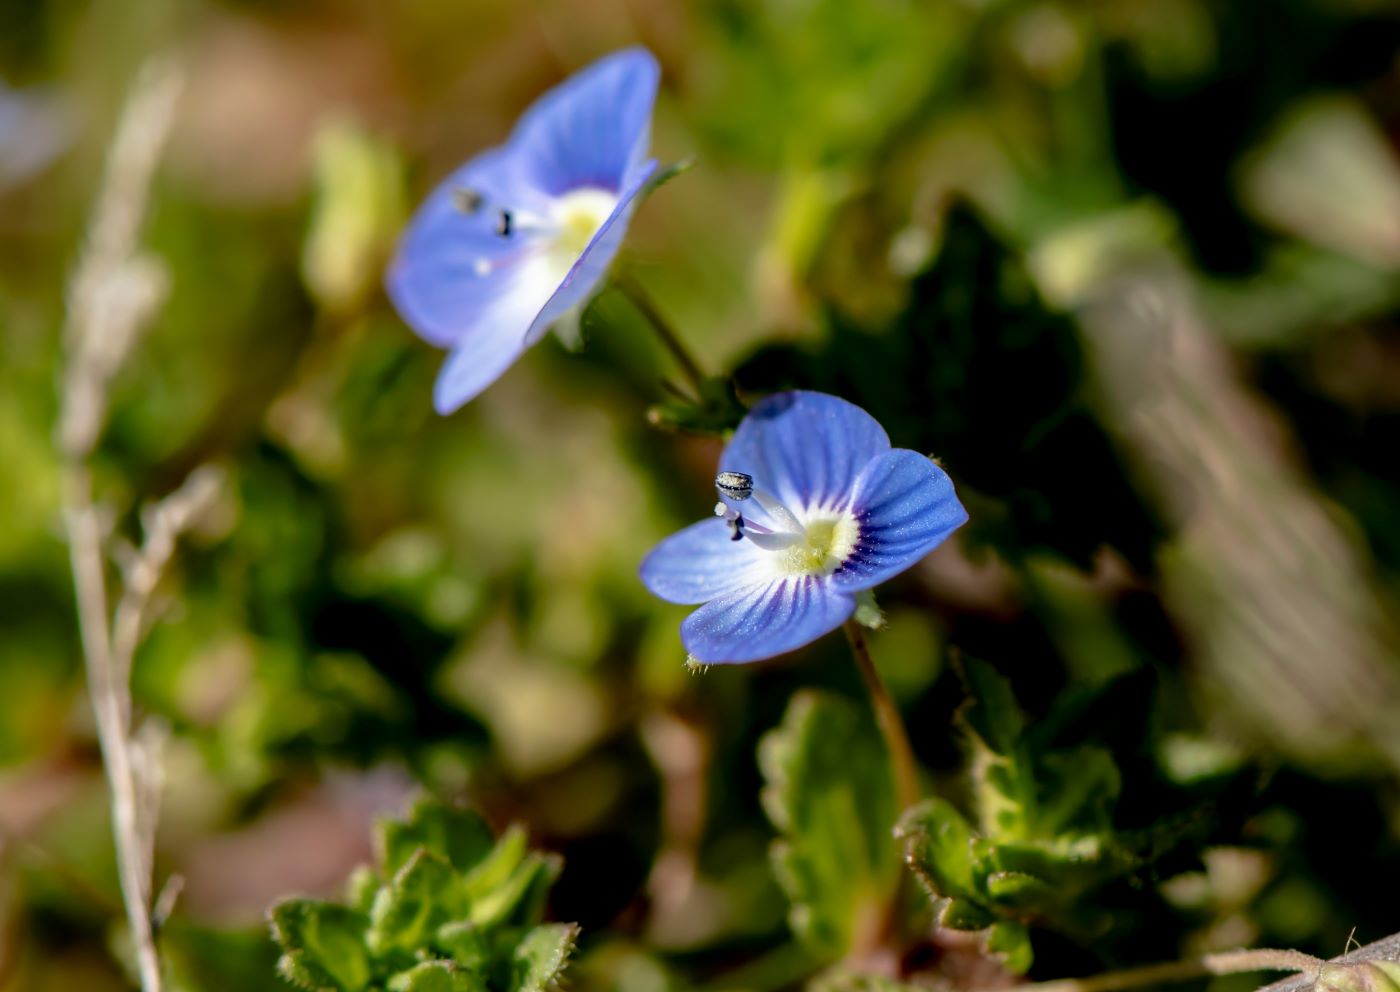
[510,923,579,992]
[268,797,576,991]
[269,899,373,992]
[303,117,404,315]
[986,921,1034,975]
[435,921,489,970]
[759,690,899,957]
[368,849,458,957]
[469,851,562,929]
[379,797,495,877]
[387,961,486,992]
[895,798,981,905]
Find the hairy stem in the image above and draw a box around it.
[615,272,708,396]
[992,948,1329,992]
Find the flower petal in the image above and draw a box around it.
[831,449,968,591]
[528,158,658,341]
[639,517,773,605]
[386,146,549,349]
[680,576,856,665]
[509,47,660,195]
[721,391,891,515]
[429,255,560,413]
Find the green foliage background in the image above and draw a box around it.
[3,0,1400,989]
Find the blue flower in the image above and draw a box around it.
[387,48,661,413]
[0,79,70,192]
[641,391,969,664]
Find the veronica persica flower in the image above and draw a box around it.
[387,48,661,413]
[641,391,968,664]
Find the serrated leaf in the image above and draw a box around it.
[369,849,458,956]
[379,797,496,876]
[758,691,899,957]
[511,923,579,992]
[986,921,1034,974]
[268,899,373,992]
[956,659,1036,839]
[388,961,487,992]
[896,798,981,903]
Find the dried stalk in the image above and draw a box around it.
[56,57,191,992]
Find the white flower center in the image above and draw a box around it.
[714,471,860,578]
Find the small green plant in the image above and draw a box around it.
[896,659,1195,974]
[268,796,576,992]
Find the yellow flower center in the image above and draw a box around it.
[548,187,618,266]
[776,516,860,577]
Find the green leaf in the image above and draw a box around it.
[895,798,981,903]
[638,157,695,202]
[346,865,380,913]
[461,824,528,901]
[435,920,489,970]
[469,852,562,929]
[958,658,1024,754]
[759,690,899,957]
[388,961,487,992]
[644,376,748,437]
[379,797,495,876]
[511,923,579,992]
[302,117,404,314]
[369,849,458,956]
[986,921,1034,974]
[1036,748,1121,836]
[939,897,995,931]
[985,871,1057,911]
[268,899,373,992]
[956,659,1037,839]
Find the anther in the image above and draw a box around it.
[452,187,484,214]
[726,512,745,541]
[495,210,513,237]
[715,471,754,501]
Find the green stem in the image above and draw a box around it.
[843,620,919,816]
[615,273,707,396]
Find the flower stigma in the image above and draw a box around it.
[712,471,859,577]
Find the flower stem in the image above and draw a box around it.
[843,620,919,815]
[615,273,707,397]
[988,949,1327,992]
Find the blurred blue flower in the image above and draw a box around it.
[641,391,968,664]
[0,80,71,191]
[387,48,661,413]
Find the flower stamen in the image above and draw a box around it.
[712,469,857,570]
[452,187,485,214]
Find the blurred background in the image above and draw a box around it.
[5,0,1400,989]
